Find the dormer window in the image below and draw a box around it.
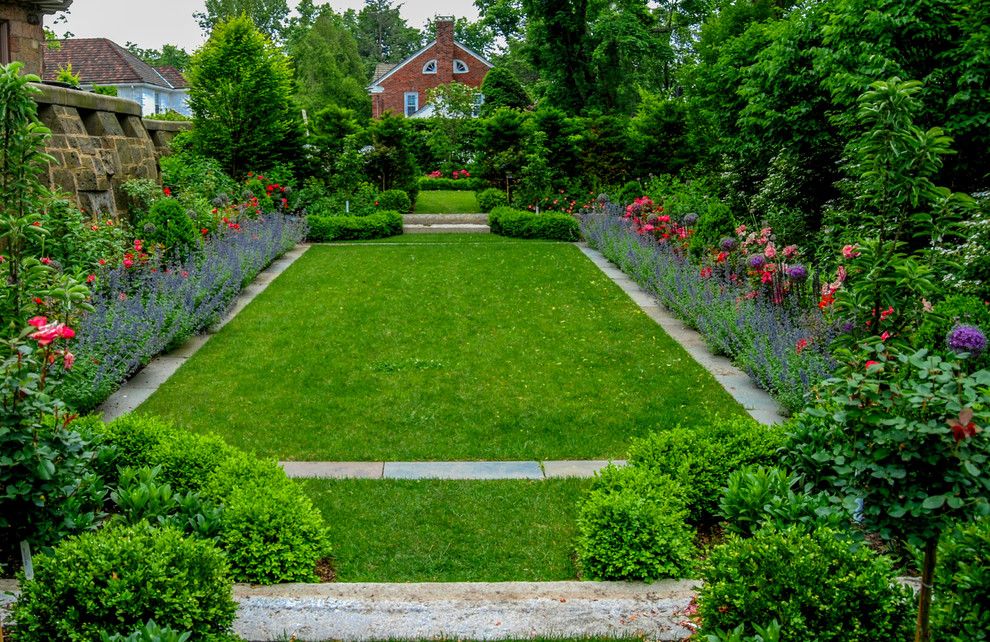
[453,59,469,74]
[423,60,437,75]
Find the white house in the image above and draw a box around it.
[43,38,190,117]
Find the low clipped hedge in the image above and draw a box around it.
[13,523,237,642]
[477,187,508,213]
[377,189,412,213]
[307,210,403,242]
[576,465,695,581]
[88,414,332,584]
[698,526,913,641]
[420,177,482,191]
[626,415,784,525]
[488,207,581,241]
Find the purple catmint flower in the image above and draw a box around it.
[786,265,808,281]
[748,254,766,269]
[947,324,987,356]
[683,213,699,226]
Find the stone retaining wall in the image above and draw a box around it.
[30,83,192,217]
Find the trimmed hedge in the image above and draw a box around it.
[306,210,403,242]
[698,527,913,641]
[576,465,695,581]
[13,523,237,642]
[626,415,785,525]
[90,415,332,584]
[420,177,482,191]
[477,187,509,213]
[377,189,412,213]
[488,207,581,241]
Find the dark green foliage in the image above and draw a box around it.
[13,523,236,642]
[101,619,192,642]
[188,15,304,177]
[194,0,290,41]
[159,151,238,201]
[488,207,580,241]
[419,177,483,191]
[698,527,914,641]
[576,465,695,581]
[719,466,844,537]
[365,113,420,203]
[376,189,411,213]
[342,0,423,69]
[479,65,531,115]
[629,95,698,178]
[627,416,784,525]
[306,210,403,241]
[476,107,531,185]
[219,477,332,583]
[289,12,369,115]
[137,198,198,258]
[477,187,509,212]
[932,518,990,641]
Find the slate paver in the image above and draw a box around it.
[384,461,543,480]
[281,461,384,479]
[542,460,626,478]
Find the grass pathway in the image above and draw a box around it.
[414,190,480,213]
[138,237,745,461]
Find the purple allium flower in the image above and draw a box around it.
[683,213,699,226]
[786,265,808,281]
[748,254,766,269]
[948,324,987,355]
[720,237,737,251]
[841,320,856,333]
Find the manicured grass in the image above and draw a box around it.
[138,242,746,460]
[300,478,588,582]
[414,190,480,213]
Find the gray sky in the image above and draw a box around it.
[58,1,480,51]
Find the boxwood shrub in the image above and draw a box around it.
[419,177,482,191]
[576,465,695,581]
[13,523,237,642]
[92,415,332,584]
[477,187,508,213]
[488,206,581,241]
[698,527,913,641]
[931,518,990,641]
[376,189,412,213]
[307,210,403,242]
[627,415,785,525]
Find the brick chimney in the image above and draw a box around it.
[435,16,454,83]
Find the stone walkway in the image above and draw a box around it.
[280,460,626,480]
[403,213,490,234]
[0,579,698,641]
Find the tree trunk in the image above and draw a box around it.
[914,536,938,642]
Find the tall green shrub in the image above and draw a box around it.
[188,15,304,177]
[364,112,420,203]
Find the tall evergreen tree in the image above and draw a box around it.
[194,0,290,42]
[290,12,370,115]
[188,16,304,177]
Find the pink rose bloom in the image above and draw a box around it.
[764,244,777,259]
[735,224,747,236]
[783,245,798,258]
[842,244,860,259]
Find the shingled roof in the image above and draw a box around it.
[371,62,396,84]
[154,65,188,89]
[43,38,180,89]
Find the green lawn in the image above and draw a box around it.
[414,190,480,213]
[137,241,745,460]
[300,478,588,582]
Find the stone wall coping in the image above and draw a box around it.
[144,119,193,132]
[29,82,142,117]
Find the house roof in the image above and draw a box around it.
[371,63,396,84]
[154,65,188,89]
[43,38,181,90]
[23,0,73,14]
[367,40,494,90]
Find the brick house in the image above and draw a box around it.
[43,38,191,116]
[367,17,492,118]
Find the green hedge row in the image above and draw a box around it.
[306,210,403,242]
[419,177,483,191]
[488,207,581,241]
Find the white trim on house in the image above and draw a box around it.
[422,59,437,74]
[366,39,495,91]
[404,91,419,116]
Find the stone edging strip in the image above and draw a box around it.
[280,460,627,480]
[98,245,312,422]
[577,244,786,425]
[404,223,491,234]
[1,579,698,641]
